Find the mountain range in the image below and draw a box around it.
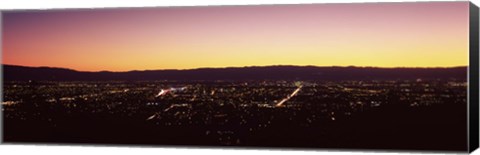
[2,64,467,81]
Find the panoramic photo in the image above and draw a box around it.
[2,1,470,151]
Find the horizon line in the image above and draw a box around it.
[2,63,469,73]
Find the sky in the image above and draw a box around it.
[2,2,470,71]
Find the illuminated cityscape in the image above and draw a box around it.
[2,79,467,150]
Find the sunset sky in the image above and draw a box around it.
[2,2,469,72]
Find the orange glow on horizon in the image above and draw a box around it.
[2,2,470,72]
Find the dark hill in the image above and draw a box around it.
[2,64,467,81]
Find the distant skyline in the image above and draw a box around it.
[2,2,469,72]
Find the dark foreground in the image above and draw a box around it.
[2,80,467,151]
